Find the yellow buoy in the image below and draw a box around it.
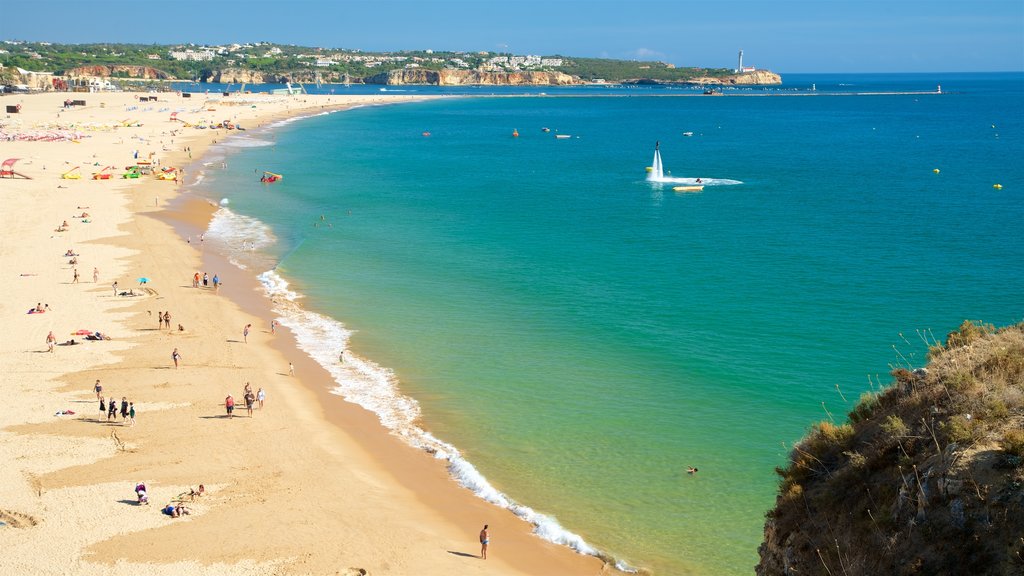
[933,169,940,174]
[645,166,653,172]
[993,184,1003,190]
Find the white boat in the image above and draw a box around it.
[555,134,571,139]
[683,131,694,137]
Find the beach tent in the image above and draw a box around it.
[0,158,32,179]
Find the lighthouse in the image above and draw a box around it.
[737,50,744,73]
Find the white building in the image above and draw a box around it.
[169,50,215,62]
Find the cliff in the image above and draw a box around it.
[689,70,782,85]
[212,68,272,84]
[758,321,1024,576]
[363,68,581,86]
[63,65,171,80]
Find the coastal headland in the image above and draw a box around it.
[0,91,613,575]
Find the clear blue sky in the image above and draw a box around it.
[3,0,1022,72]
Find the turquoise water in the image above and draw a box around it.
[197,73,1024,575]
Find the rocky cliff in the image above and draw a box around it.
[63,65,170,80]
[758,321,1024,576]
[211,68,273,85]
[689,70,782,85]
[363,68,581,86]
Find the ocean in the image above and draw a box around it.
[192,72,1024,575]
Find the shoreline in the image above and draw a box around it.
[0,92,612,575]
[175,99,629,570]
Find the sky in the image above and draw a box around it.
[3,0,1023,73]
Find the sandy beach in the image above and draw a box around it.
[0,91,609,575]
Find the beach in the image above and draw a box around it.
[0,91,608,576]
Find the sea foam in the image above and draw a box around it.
[205,208,277,270]
[220,136,275,148]
[255,267,631,570]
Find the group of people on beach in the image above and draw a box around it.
[134,481,204,518]
[156,310,174,331]
[191,271,220,292]
[97,381,136,426]
[225,382,264,418]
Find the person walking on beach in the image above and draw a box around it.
[479,525,490,560]
[225,394,235,418]
[72,268,79,284]
[112,281,118,296]
[107,397,117,421]
[157,311,162,330]
[270,320,276,335]
[172,348,181,369]
[289,362,295,377]
[212,274,220,293]
[243,324,251,343]
[93,267,99,283]
[120,397,129,421]
[99,396,106,415]
[244,390,255,417]
[163,311,171,330]
[94,379,103,400]
[257,387,265,409]
[46,331,56,353]
[202,273,208,287]
[193,272,200,288]
[128,402,136,427]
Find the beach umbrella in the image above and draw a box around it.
[137,277,149,284]
[72,329,93,335]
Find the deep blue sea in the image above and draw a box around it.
[193,72,1024,575]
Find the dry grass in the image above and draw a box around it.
[758,321,1024,576]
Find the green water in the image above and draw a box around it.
[200,73,1024,574]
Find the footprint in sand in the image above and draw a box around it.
[0,509,39,528]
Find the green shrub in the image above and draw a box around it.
[849,392,878,423]
[844,450,867,469]
[881,415,909,438]
[945,320,994,349]
[985,398,1010,419]
[1002,429,1024,456]
[940,415,980,445]
[946,371,977,392]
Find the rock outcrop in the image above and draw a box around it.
[689,70,782,85]
[758,321,1024,575]
[363,69,581,86]
[63,65,170,80]
[211,68,273,85]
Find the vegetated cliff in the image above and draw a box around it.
[758,321,1024,576]
[363,68,581,86]
[689,70,782,85]
[63,65,171,80]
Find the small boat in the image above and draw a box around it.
[673,185,704,192]
[683,131,694,137]
[512,129,519,137]
[541,127,551,133]
[555,134,571,139]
